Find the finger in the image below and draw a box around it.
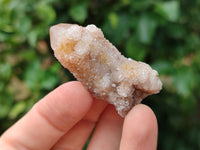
[0,81,93,150]
[87,105,124,150]
[119,104,158,150]
[52,99,108,150]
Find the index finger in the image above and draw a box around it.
[0,81,93,150]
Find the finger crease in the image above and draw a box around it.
[1,137,34,150]
[82,118,98,125]
[34,105,66,133]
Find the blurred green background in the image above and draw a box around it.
[0,0,200,149]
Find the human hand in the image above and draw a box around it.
[0,81,158,150]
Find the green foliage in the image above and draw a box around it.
[136,14,157,44]
[154,1,180,22]
[69,2,88,23]
[0,0,200,149]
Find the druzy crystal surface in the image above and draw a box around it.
[50,24,162,117]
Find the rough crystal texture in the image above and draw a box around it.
[50,24,162,117]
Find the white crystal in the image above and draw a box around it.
[50,24,162,117]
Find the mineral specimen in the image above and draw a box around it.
[50,24,162,117]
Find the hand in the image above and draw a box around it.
[0,81,158,150]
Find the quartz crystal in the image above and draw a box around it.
[50,24,162,117]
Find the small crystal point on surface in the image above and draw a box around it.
[50,23,162,117]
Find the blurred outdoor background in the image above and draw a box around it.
[0,0,200,149]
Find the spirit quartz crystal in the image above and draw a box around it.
[50,24,162,117]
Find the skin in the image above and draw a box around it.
[0,81,158,150]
